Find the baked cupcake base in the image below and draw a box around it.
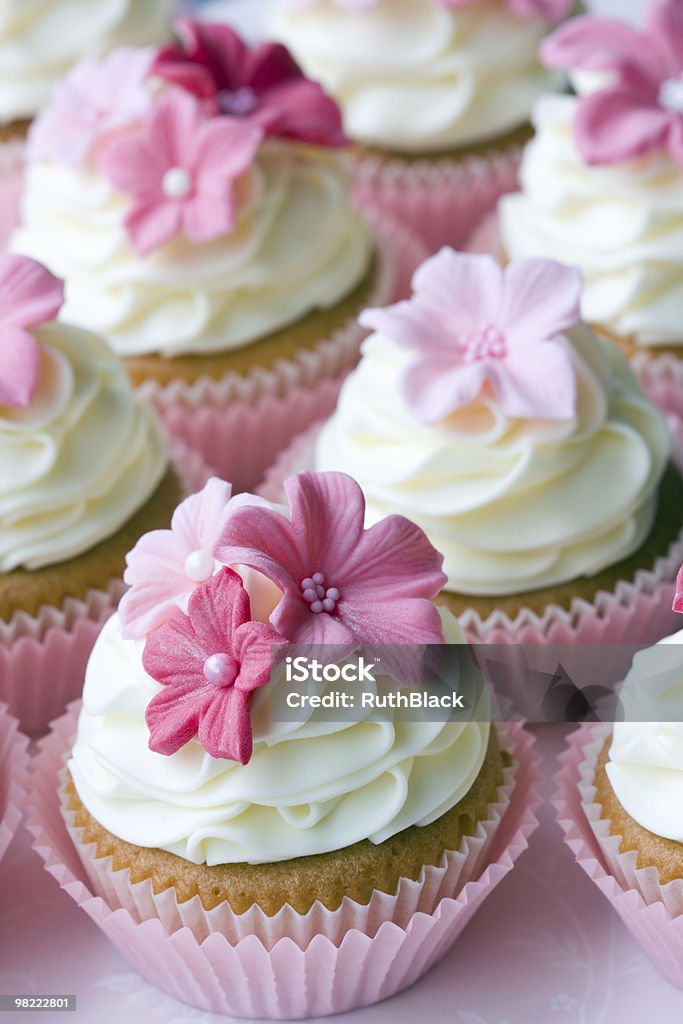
[27,706,540,1018]
[138,214,425,493]
[63,729,507,916]
[555,724,683,991]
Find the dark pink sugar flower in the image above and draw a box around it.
[542,0,683,167]
[0,255,65,408]
[99,88,262,255]
[360,249,580,424]
[143,567,286,764]
[151,18,345,147]
[216,471,447,668]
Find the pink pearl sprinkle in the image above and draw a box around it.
[203,652,238,688]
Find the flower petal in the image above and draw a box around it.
[540,16,662,87]
[194,115,262,181]
[142,611,206,690]
[217,504,301,593]
[646,0,683,74]
[343,513,447,602]
[401,356,487,423]
[181,192,237,245]
[125,200,181,256]
[359,300,452,353]
[0,327,41,408]
[256,79,345,146]
[501,258,582,347]
[574,84,670,165]
[145,678,211,756]
[271,590,355,647]
[185,566,251,655]
[244,41,302,90]
[0,255,64,328]
[198,686,254,763]
[232,619,285,692]
[491,342,577,420]
[412,249,504,331]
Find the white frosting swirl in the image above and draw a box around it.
[607,630,683,842]
[13,140,371,358]
[315,325,669,596]
[269,0,564,153]
[69,609,491,865]
[0,322,167,571]
[0,0,174,124]
[499,94,683,347]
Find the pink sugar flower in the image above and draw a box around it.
[120,477,276,640]
[143,567,286,764]
[542,0,683,167]
[28,48,154,166]
[216,471,446,678]
[284,0,572,18]
[673,564,683,614]
[360,249,580,424]
[151,18,345,147]
[99,88,263,256]
[0,256,64,409]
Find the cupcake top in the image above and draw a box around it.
[268,0,571,154]
[0,0,174,126]
[499,0,683,347]
[0,254,167,574]
[606,574,683,843]
[12,20,371,360]
[69,471,491,865]
[315,248,670,596]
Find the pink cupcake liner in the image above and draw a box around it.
[352,142,522,255]
[258,422,683,653]
[0,136,25,255]
[555,724,683,990]
[0,702,29,865]
[27,708,540,1019]
[0,442,211,735]
[140,214,428,494]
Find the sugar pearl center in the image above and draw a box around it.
[660,76,683,114]
[459,323,508,363]
[301,571,341,614]
[218,85,259,116]
[162,166,193,199]
[203,652,239,688]
[184,548,215,583]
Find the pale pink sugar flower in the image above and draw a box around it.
[119,477,277,640]
[0,255,65,409]
[360,249,581,424]
[99,88,263,255]
[28,48,155,166]
[542,0,683,167]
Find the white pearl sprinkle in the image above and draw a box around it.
[184,549,215,583]
[660,76,683,114]
[162,166,193,199]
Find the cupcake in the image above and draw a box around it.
[264,248,681,647]
[0,253,194,732]
[497,1,683,430]
[556,580,683,989]
[268,0,574,251]
[0,0,174,250]
[12,19,415,490]
[27,470,540,1018]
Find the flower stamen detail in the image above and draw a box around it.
[301,572,341,614]
[459,323,508,363]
